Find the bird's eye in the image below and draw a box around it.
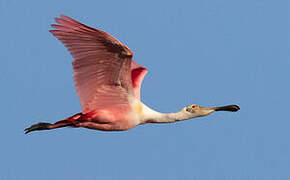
[192,105,196,108]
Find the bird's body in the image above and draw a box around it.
[25,15,240,134]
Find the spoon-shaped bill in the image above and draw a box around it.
[214,105,240,112]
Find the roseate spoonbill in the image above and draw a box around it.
[25,15,240,134]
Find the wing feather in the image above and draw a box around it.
[50,15,133,113]
[131,61,148,99]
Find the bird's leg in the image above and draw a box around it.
[24,122,52,134]
[25,113,82,134]
[25,120,73,134]
[74,121,115,131]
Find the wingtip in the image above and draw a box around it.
[49,29,57,34]
[54,17,62,23]
[50,24,59,28]
[60,14,69,19]
[59,14,78,24]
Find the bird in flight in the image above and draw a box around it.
[25,15,240,134]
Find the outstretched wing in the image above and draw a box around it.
[131,61,148,100]
[50,15,134,113]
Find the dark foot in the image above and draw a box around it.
[25,122,52,134]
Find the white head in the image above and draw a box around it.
[141,103,240,124]
[181,104,240,119]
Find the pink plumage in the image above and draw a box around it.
[25,15,239,134]
[131,61,148,99]
[50,15,142,114]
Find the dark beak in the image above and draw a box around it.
[214,105,240,112]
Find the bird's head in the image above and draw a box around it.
[182,104,240,118]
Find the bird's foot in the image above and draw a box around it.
[25,122,51,134]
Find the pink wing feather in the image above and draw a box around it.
[50,15,135,113]
[131,61,148,99]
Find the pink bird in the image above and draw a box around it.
[25,15,240,134]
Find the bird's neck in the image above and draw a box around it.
[140,103,192,124]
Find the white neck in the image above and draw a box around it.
[140,103,193,124]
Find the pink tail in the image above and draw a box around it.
[25,113,82,134]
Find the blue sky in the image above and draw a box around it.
[1,0,290,179]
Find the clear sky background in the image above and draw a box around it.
[1,0,289,179]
